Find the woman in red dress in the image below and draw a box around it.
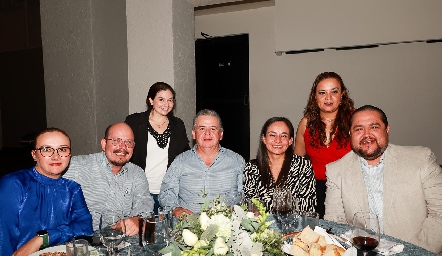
[294,72,355,218]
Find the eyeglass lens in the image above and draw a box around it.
[107,138,135,148]
[37,147,71,157]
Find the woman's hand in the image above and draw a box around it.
[13,236,43,256]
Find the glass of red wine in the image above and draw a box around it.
[351,212,380,255]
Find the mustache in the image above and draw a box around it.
[113,149,129,155]
[360,136,376,144]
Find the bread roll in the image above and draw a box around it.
[298,226,320,244]
[309,243,322,256]
[323,245,341,256]
[290,244,309,256]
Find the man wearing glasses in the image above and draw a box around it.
[64,122,154,236]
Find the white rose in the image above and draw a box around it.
[193,239,208,249]
[182,229,198,246]
[209,214,232,238]
[213,237,229,255]
[250,232,257,240]
[199,212,210,230]
[246,212,255,219]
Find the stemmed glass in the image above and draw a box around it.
[99,211,126,255]
[273,187,294,233]
[221,190,243,207]
[158,207,174,243]
[351,212,380,255]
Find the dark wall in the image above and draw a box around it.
[0,0,46,149]
[0,48,46,147]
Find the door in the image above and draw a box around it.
[195,34,250,161]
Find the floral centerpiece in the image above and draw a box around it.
[159,195,284,256]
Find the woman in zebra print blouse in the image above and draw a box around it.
[243,117,317,213]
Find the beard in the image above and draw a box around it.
[109,149,130,166]
[352,137,388,161]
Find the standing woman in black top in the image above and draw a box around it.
[125,82,190,214]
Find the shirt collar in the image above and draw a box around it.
[100,151,128,175]
[359,152,386,168]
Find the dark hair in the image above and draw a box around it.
[256,117,294,188]
[304,72,354,148]
[192,109,224,131]
[146,82,176,112]
[351,105,389,127]
[32,127,71,149]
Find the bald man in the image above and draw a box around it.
[64,122,154,236]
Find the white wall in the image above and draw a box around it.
[275,0,442,51]
[127,0,195,140]
[195,6,442,162]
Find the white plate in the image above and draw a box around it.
[30,245,66,256]
[30,245,96,256]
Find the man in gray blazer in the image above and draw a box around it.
[325,105,442,254]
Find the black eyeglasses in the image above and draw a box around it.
[35,146,71,157]
[105,138,135,148]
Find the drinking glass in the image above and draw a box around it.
[138,211,157,247]
[66,238,89,256]
[222,190,243,207]
[99,211,126,256]
[297,211,319,230]
[273,187,294,233]
[351,212,380,255]
[244,198,259,216]
[158,207,174,243]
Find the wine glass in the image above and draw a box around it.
[351,212,380,255]
[221,190,243,207]
[99,211,126,255]
[158,207,174,243]
[273,187,294,233]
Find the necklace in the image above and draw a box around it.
[323,118,335,123]
[149,116,168,128]
[321,115,336,123]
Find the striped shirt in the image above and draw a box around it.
[159,145,245,213]
[63,152,154,231]
[360,153,385,233]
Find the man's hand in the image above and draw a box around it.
[116,216,139,236]
[13,236,43,256]
[173,207,193,218]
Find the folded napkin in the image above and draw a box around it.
[314,226,345,249]
[342,230,404,256]
[117,241,131,251]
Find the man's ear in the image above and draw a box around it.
[100,138,107,151]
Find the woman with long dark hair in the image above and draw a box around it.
[125,82,190,214]
[294,72,355,218]
[243,117,316,213]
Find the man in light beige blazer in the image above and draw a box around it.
[325,105,442,255]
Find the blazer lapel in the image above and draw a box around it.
[348,153,370,214]
[382,145,400,234]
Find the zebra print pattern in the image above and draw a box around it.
[243,154,317,213]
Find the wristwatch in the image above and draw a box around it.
[36,230,49,249]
